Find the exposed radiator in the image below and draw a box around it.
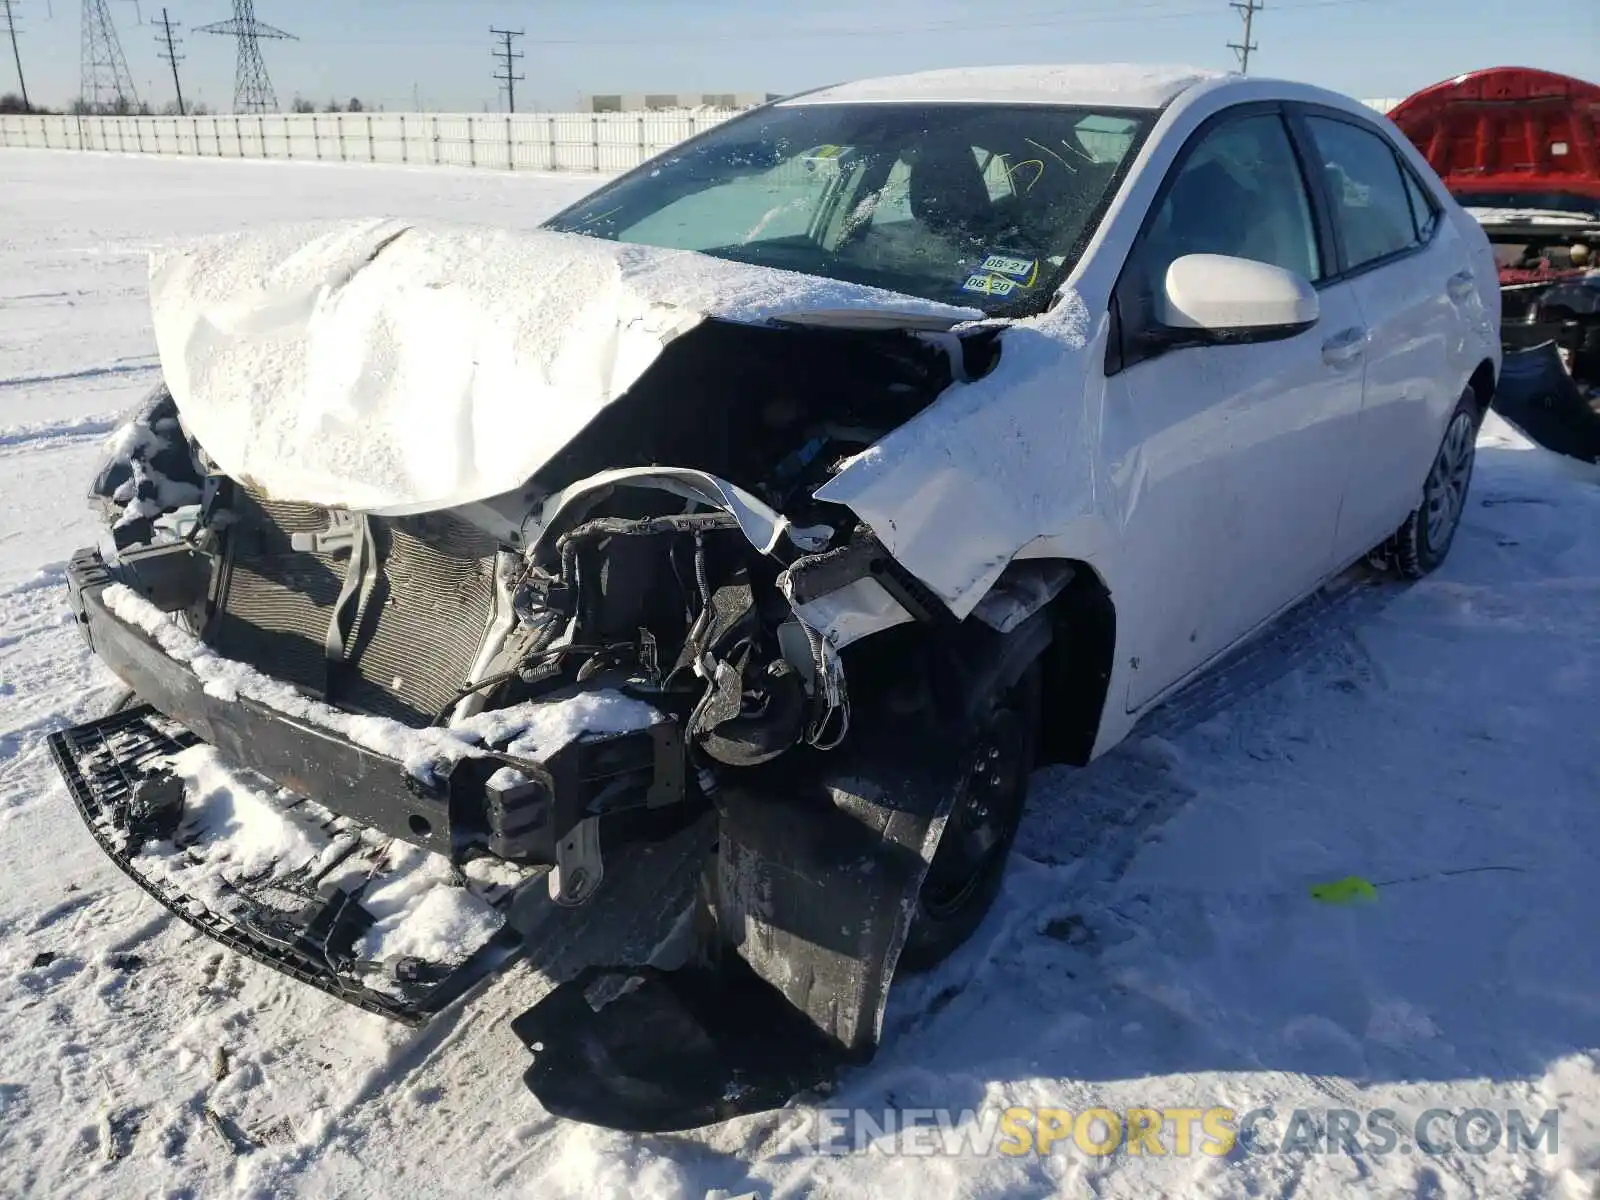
[208,489,500,726]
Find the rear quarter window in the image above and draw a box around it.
[1400,165,1441,239]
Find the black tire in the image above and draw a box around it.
[1375,389,1479,580]
[899,660,1041,972]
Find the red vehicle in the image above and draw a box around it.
[1390,67,1600,459]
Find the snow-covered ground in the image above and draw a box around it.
[1,148,1598,1199]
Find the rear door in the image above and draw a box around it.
[1107,106,1369,710]
[1293,109,1475,557]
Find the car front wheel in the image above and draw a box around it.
[899,660,1041,972]
[1377,389,1479,579]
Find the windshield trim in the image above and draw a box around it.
[540,101,1160,321]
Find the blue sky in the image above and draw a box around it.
[4,0,1596,113]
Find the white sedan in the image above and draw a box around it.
[63,63,1503,1128]
[535,62,1502,728]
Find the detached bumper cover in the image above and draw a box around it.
[48,704,520,1023]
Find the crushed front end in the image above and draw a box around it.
[53,314,1050,1127]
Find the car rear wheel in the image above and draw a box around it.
[899,660,1041,972]
[1375,389,1479,580]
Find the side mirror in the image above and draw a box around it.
[1159,253,1319,340]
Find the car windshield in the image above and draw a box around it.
[543,102,1155,316]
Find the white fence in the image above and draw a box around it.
[0,110,741,172]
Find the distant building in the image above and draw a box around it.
[580,91,783,113]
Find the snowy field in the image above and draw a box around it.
[1,148,1598,1199]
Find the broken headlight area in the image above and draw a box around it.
[89,382,209,550]
[498,506,909,778]
[448,320,992,803]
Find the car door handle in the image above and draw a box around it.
[1321,326,1366,368]
[1447,269,1477,301]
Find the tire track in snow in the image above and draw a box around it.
[0,285,143,308]
[0,413,124,459]
[0,566,122,817]
[0,359,158,393]
[0,563,70,595]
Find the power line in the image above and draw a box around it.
[154,5,181,114]
[490,26,523,114]
[314,0,1385,48]
[1230,0,1263,73]
[80,0,138,112]
[2,0,28,109]
[198,0,296,114]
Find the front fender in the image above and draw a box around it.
[814,297,1123,620]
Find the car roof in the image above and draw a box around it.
[779,63,1223,110]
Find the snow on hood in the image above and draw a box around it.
[148,219,981,515]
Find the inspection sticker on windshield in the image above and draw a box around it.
[980,253,1039,285]
[962,273,1019,297]
[801,144,856,173]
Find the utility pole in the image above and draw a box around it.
[490,26,524,114]
[155,5,182,114]
[1229,0,1261,75]
[2,0,29,110]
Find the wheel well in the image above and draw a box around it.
[1036,562,1116,768]
[1468,360,1496,418]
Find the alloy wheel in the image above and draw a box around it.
[1424,410,1475,549]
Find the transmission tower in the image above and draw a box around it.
[490,26,524,114]
[2,0,29,110]
[198,0,296,114]
[81,0,139,112]
[155,6,183,114]
[1229,0,1261,74]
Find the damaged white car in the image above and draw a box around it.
[50,64,1501,1130]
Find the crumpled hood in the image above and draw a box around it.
[149,219,980,515]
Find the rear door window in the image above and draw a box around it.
[1304,116,1422,269]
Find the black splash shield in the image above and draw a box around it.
[509,715,975,1131]
[510,959,854,1132]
